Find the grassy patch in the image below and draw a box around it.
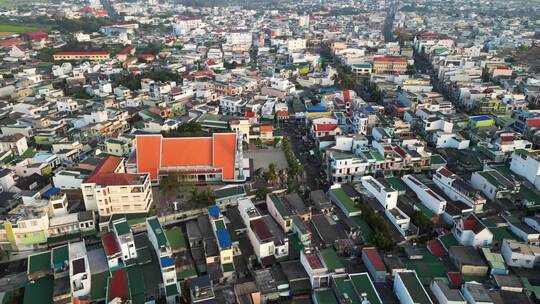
[0,23,39,32]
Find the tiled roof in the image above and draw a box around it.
[102,232,120,256]
[373,56,407,63]
[108,269,129,301]
[136,134,237,180]
[462,215,485,234]
[363,247,386,271]
[314,123,337,132]
[250,218,272,241]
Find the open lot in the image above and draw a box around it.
[0,24,39,33]
[245,147,289,171]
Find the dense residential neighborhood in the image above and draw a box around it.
[0,0,539,303]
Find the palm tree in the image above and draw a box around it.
[266,163,278,185]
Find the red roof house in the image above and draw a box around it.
[135,133,240,182]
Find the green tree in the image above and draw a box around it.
[255,187,270,201]
[265,163,278,185]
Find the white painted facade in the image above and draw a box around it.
[361,176,398,210]
[402,175,447,214]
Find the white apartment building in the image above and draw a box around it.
[226,31,252,46]
[510,149,540,190]
[81,156,153,217]
[112,218,137,262]
[361,176,398,210]
[69,241,91,300]
[0,133,28,156]
[287,38,307,52]
[402,175,447,214]
[433,167,486,212]
[219,96,246,114]
[501,239,540,269]
[452,214,493,247]
[238,198,288,266]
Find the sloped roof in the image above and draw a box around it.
[136,134,237,180]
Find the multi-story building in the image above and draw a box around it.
[0,133,28,155]
[219,96,246,114]
[372,56,408,74]
[207,205,234,275]
[433,167,486,212]
[53,51,110,61]
[238,198,288,266]
[501,239,540,269]
[393,270,433,304]
[402,174,447,214]
[147,216,180,302]
[226,31,252,46]
[69,241,91,301]
[452,214,493,247]
[81,156,153,218]
[510,149,540,191]
[134,133,247,184]
[470,169,520,201]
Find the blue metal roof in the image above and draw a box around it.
[307,105,328,113]
[216,229,232,249]
[41,187,61,198]
[208,205,221,219]
[160,256,175,268]
[470,115,493,122]
[319,87,338,93]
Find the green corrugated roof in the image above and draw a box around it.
[399,271,432,304]
[114,220,131,236]
[350,216,373,240]
[269,193,292,217]
[439,234,459,250]
[331,188,360,214]
[28,251,51,274]
[481,248,507,272]
[333,277,361,303]
[350,273,382,304]
[127,267,146,302]
[320,248,344,272]
[52,245,68,266]
[430,154,446,165]
[91,271,108,301]
[214,185,246,199]
[385,177,407,192]
[222,263,235,273]
[147,217,169,248]
[23,275,53,304]
[165,284,179,296]
[314,288,338,304]
[165,227,187,250]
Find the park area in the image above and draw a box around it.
[0,24,39,33]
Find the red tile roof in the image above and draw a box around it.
[447,272,465,287]
[314,124,338,132]
[250,218,272,241]
[136,134,237,180]
[373,56,408,63]
[118,45,134,55]
[437,167,454,178]
[363,247,386,271]
[109,269,129,300]
[102,232,120,256]
[305,252,324,269]
[259,125,273,133]
[85,156,125,184]
[462,215,485,234]
[527,119,540,128]
[427,239,447,257]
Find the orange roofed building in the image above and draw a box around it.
[134,133,247,184]
[81,156,153,218]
